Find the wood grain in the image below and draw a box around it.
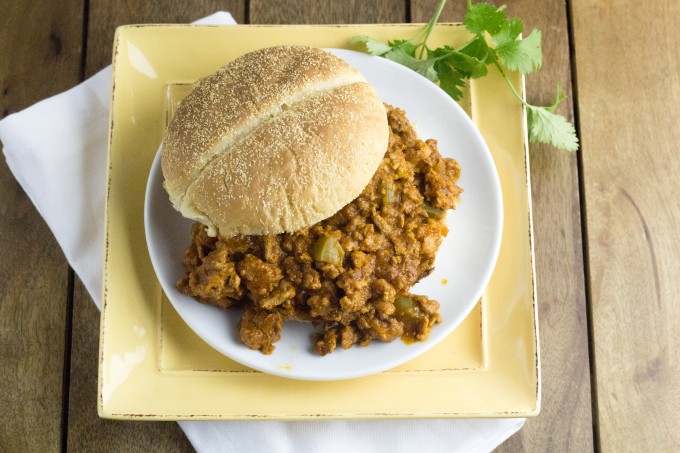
[66,1,245,451]
[410,1,594,451]
[249,0,405,24]
[572,0,680,450]
[0,0,83,451]
[3,0,680,450]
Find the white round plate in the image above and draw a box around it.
[145,49,502,381]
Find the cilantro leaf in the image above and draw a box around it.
[458,35,496,65]
[527,83,577,151]
[435,60,466,100]
[351,35,392,56]
[492,18,523,47]
[527,105,578,151]
[433,46,488,78]
[496,29,542,73]
[389,39,418,57]
[384,48,438,82]
[464,3,507,36]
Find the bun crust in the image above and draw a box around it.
[161,45,388,237]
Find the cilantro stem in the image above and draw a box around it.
[419,0,448,58]
[467,0,472,9]
[493,61,530,108]
[406,25,428,43]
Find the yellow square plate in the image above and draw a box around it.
[99,24,539,420]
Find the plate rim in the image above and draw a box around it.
[144,48,503,380]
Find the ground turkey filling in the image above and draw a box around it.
[177,105,462,355]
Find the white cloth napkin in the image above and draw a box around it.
[0,11,525,453]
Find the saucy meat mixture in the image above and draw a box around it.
[177,105,462,355]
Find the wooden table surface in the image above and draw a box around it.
[1,0,678,451]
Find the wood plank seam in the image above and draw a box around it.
[564,0,600,451]
[60,269,76,453]
[79,0,91,81]
[62,1,90,451]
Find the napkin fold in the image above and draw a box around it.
[0,11,524,453]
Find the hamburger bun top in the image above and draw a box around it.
[161,45,388,237]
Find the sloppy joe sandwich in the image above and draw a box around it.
[161,45,462,355]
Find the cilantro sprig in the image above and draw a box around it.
[352,0,578,151]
